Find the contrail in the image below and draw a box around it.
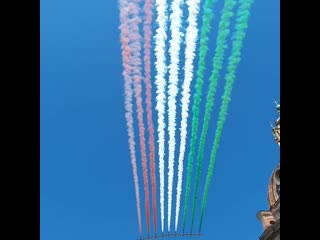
[199,0,254,232]
[118,0,142,235]
[154,0,168,232]
[128,0,151,233]
[174,0,200,232]
[143,0,157,233]
[190,0,236,232]
[167,0,184,232]
[182,0,218,232]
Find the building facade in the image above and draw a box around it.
[256,103,280,240]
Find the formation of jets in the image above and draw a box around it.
[137,232,203,240]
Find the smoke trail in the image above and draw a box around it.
[128,0,151,233]
[167,0,184,232]
[174,0,200,232]
[182,0,218,232]
[154,0,168,232]
[198,0,254,232]
[118,0,142,235]
[143,0,157,233]
[190,0,236,232]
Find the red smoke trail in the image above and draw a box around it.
[143,0,157,233]
[128,0,151,233]
[118,0,142,235]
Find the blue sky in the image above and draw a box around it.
[40,0,279,239]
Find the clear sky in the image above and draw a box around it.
[40,0,279,239]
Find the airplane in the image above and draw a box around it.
[136,232,203,240]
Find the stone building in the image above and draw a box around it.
[256,103,280,240]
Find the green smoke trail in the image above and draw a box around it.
[198,0,254,233]
[182,0,218,233]
[189,0,236,232]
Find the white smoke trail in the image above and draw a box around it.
[174,0,200,232]
[154,0,168,233]
[167,0,184,232]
